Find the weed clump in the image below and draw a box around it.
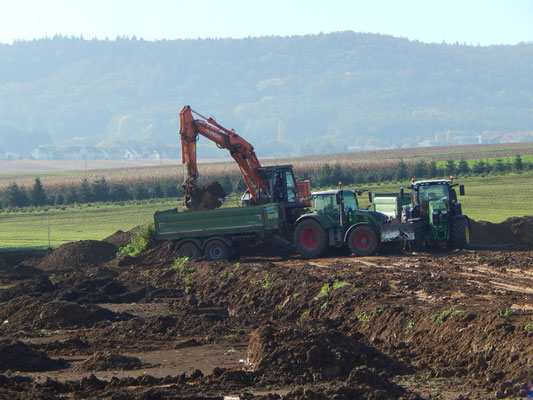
[117,223,155,257]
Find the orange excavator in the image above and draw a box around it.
[179,105,310,219]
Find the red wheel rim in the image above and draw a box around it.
[301,227,319,250]
[354,232,371,250]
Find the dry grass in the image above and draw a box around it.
[1,142,533,193]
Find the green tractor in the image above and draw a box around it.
[396,178,471,250]
[292,189,398,258]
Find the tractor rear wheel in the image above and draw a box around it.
[176,242,202,260]
[450,218,470,249]
[347,225,378,256]
[294,219,328,258]
[205,239,230,260]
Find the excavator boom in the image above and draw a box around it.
[180,105,262,210]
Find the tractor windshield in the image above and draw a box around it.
[418,184,450,214]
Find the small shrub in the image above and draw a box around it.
[432,306,459,325]
[355,312,370,323]
[499,307,513,320]
[172,256,189,271]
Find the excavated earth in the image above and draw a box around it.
[0,220,532,399]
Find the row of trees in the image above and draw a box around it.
[313,155,529,186]
[0,177,184,209]
[0,155,530,209]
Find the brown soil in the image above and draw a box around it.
[72,351,146,372]
[0,217,532,399]
[0,339,66,372]
[470,216,533,247]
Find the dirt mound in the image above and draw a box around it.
[0,339,66,372]
[471,216,533,247]
[38,240,118,270]
[103,230,132,248]
[0,296,129,330]
[246,324,408,382]
[73,351,145,372]
[57,275,145,304]
[0,275,56,301]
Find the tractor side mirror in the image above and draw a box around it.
[368,191,372,203]
[336,192,343,205]
[399,187,404,198]
[459,185,465,196]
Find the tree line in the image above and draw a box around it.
[0,155,530,210]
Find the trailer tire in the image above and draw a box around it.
[347,225,378,256]
[177,242,202,260]
[205,239,230,260]
[294,219,328,258]
[450,217,470,249]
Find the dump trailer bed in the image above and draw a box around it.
[154,203,288,260]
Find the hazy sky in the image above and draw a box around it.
[1,0,532,45]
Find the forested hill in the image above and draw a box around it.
[1,32,532,158]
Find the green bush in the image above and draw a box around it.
[117,223,155,256]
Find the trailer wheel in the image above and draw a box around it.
[348,225,378,256]
[205,239,230,260]
[177,242,202,260]
[294,219,328,258]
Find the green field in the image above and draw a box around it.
[1,172,532,249]
[0,200,179,249]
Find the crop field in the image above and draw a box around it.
[2,142,533,193]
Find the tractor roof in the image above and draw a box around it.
[412,179,452,187]
[311,189,353,196]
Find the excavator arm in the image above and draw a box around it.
[180,105,263,209]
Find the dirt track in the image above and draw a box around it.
[0,220,532,399]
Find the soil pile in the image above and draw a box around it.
[471,216,533,247]
[0,339,66,372]
[38,240,118,270]
[246,324,411,398]
[73,351,144,372]
[246,324,405,379]
[0,296,129,330]
[195,181,227,210]
[103,230,132,249]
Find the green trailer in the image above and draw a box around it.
[154,203,287,260]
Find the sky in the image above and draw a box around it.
[0,0,532,46]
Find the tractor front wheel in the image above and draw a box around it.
[450,218,470,249]
[347,225,378,256]
[294,219,328,258]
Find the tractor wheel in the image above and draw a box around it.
[294,219,328,258]
[347,225,378,256]
[176,242,202,260]
[450,218,471,249]
[407,220,424,252]
[204,239,230,260]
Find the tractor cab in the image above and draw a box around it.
[411,179,464,219]
[405,179,468,246]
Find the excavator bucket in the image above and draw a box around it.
[184,181,226,211]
